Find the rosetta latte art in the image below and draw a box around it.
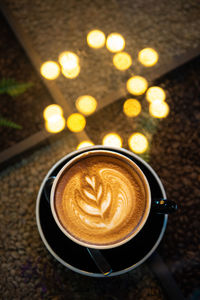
[69,168,136,231]
[55,154,147,246]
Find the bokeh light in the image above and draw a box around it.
[128,133,148,154]
[126,76,148,95]
[75,95,97,116]
[77,140,94,149]
[58,51,79,70]
[146,86,166,103]
[66,113,86,132]
[149,100,169,118]
[106,33,125,53]
[43,104,63,121]
[113,52,132,71]
[61,65,80,79]
[123,99,141,117]
[45,115,65,133]
[102,133,122,147]
[87,30,106,49]
[138,48,158,67]
[40,61,60,80]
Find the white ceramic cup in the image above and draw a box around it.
[36,146,177,277]
[50,149,152,250]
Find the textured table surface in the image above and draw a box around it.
[0,0,200,299]
[1,55,199,300]
[0,133,167,300]
[2,0,200,108]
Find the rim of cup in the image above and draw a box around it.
[50,149,151,249]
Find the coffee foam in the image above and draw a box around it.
[54,154,148,247]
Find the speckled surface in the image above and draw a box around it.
[0,0,200,299]
[0,132,165,300]
[86,55,200,297]
[3,0,200,107]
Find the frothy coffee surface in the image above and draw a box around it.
[54,153,148,247]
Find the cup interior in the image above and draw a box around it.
[50,149,151,249]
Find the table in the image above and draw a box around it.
[0,1,200,299]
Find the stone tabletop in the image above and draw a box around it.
[0,132,167,300]
[1,57,200,298]
[0,0,200,299]
[2,0,200,108]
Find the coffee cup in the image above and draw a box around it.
[44,148,177,251]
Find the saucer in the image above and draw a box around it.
[36,146,168,277]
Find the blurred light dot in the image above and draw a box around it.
[138,48,158,67]
[62,65,80,79]
[149,100,169,118]
[77,141,94,149]
[113,52,132,71]
[76,95,97,116]
[126,76,148,95]
[123,99,141,117]
[87,30,106,49]
[45,115,65,133]
[106,33,125,53]
[40,61,60,80]
[146,86,166,103]
[128,133,148,154]
[43,104,63,121]
[102,133,122,147]
[58,51,79,70]
[67,113,86,132]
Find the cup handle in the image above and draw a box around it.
[43,176,56,204]
[152,199,178,214]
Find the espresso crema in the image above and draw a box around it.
[54,153,149,247]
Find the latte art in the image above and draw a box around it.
[71,168,135,230]
[54,153,149,247]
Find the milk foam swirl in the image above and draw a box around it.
[55,154,147,246]
[65,167,135,232]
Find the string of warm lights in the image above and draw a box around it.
[87,30,106,49]
[102,133,122,148]
[106,33,125,53]
[61,65,80,79]
[41,29,170,157]
[123,99,141,117]
[40,61,60,80]
[66,113,86,133]
[75,95,97,116]
[77,141,95,149]
[126,76,148,96]
[113,52,132,71]
[138,48,159,67]
[43,104,65,133]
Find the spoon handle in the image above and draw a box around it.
[87,248,112,276]
[44,177,112,276]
